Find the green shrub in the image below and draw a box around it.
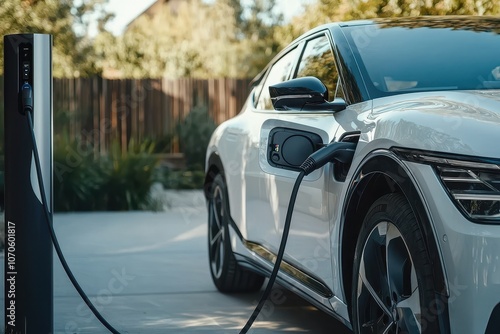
[53,134,104,211]
[54,136,161,211]
[99,140,160,211]
[178,105,216,170]
[140,135,173,154]
[162,168,205,189]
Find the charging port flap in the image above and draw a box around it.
[267,127,323,171]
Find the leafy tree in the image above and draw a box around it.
[98,0,240,78]
[99,0,284,78]
[284,0,500,40]
[275,0,344,48]
[231,0,284,76]
[345,0,500,19]
[0,0,110,77]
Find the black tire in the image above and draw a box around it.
[207,174,264,292]
[352,193,441,334]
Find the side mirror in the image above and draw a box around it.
[269,76,346,112]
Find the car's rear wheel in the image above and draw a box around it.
[208,174,264,292]
[352,193,441,334]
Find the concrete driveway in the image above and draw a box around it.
[1,190,352,333]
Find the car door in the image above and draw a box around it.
[244,31,347,294]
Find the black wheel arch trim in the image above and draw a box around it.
[341,150,451,333]
[205,151,244,241]
[204,151,225,199]
[341,150,448,298]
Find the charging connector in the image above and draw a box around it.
[240,141,356,333]
[300,141,356,175]
[21,82,33,114]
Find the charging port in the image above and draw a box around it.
[267,127,323,171]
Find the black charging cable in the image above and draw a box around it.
[239,141,356,334]
[23,81,356,334]
[22,83,121,334]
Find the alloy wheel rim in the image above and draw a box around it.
[209,185,225,279]
[356,221,422,334]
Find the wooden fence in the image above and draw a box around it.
[0,77,252,155]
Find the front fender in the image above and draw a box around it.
[340,150,448,309]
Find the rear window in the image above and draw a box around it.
[343,18,500,97]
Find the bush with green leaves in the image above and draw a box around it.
[99,140,160,211]
[54,136,161,211]
[53,134,104,211]
[162,168,205,189]
[178,105,216,170]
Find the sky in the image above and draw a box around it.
[103,0,314,36]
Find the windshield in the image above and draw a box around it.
[343,17,500,98]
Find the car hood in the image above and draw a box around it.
[361,90,500,158]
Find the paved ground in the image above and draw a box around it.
[0,190,352,334]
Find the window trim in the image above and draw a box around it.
[251,27,355,113]
[330,24,370,104]
[293,31,346,102]
[253,45,302,111]
[292,31,328,78]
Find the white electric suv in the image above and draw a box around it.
[204,16,500,334]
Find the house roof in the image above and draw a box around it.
[125,0,185,32]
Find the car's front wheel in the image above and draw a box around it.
[207,174,264,293]
[352,193,441,334]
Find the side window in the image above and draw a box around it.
[256,47,298,110]
[296,34,344,101]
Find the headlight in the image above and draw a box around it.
[394,148,500,223]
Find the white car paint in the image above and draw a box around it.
[206,18,500,334]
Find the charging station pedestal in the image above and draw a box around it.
[4,34,53,333]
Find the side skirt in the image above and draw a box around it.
[233,250,352,330]
[242,240,334,298]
